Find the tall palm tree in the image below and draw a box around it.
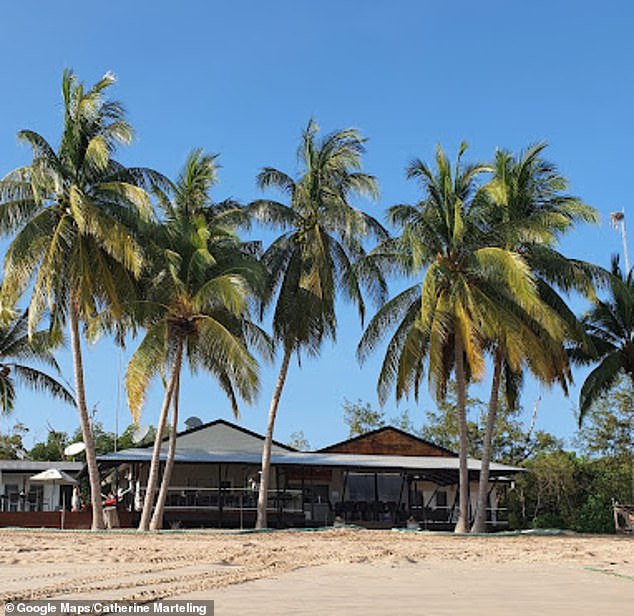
[470,144,598,532]
[576,256,634,424]
[245,119,386,529]
[0,309,74,415]
[126,149,268,531]
[0,70,163,529]
[359,143,552,532]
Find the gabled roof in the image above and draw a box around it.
[98,420,524,484]
[318,426,457,458]
[137,418,296,454]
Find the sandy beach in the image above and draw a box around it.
[1,528,633,614]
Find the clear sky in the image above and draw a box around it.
[0,1,632,450]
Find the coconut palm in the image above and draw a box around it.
[127,149,268,531]
[576,256,634,424]
[0,309,74,415]
[359,143,554,532]
[0,70,164,529]
[470,144,599,532]
[245,119,386,529]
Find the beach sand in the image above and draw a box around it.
[1,528,632,614]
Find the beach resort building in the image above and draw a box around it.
[0,460,83,528]
[97,419,522,530]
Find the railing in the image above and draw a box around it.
[409,505,508,525]
[0,497,49,513]
[138,487,303,512]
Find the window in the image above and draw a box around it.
[436,491,447,507]
[27,485,44,511]
[303,484,329,504]
[4,484,19,512]
[376,474,402,502]
[346,474,375,501]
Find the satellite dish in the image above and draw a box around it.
[64,442,86,457]
[132,425,151,444]
[184,416,203,429]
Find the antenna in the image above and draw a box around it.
[610,210,630,273]
[114,348,122,453]
[132,425,151,444]
[526,395,541,443]
[64,441,86,458]
[184,416,203,430]
[90,402,99,438]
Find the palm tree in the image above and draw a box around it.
[359,143,551,532]
[0,309,74,415]
[245,119,386,529]
[0,70,163,529]
[126,149,268,531]
[470,144,599,532]
[576,256,634,424]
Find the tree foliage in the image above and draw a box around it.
[343,399,386,437]
[245,119,386,529]
[287,430,311,451]
[0,69,165,530]
[575,377,633,459]
[29,428,69,461]
[28,421,150,460]
[0,422,28,459]
[575,256,634,423]
[507,382,633,533]
[508,452,631,533]
[0,309,73,415]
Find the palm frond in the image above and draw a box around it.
[12,365,75,405]
[578,352,624,424]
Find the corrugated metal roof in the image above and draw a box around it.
[0,460,83,472]
[136,419,296,453]
[98,448,522,474]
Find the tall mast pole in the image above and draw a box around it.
[610,210,630,273]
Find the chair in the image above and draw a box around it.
[357,501,369,521]
[342,501,356,522]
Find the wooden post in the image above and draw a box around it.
[218,464,223,529]
[301,468,305,521]
[310,466,315,524]
[396,473,406,525]
[275,466,281,527]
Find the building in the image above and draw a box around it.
[98,419,522,530]
[0,460,83,512]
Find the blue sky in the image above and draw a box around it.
[0,1,632,449]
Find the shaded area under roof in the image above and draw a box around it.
[98,448,522,486]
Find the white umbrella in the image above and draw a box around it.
[30,469,78,527]
[30,469,78,485]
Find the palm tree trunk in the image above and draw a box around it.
[68,297,104,531]
[454,333,470,533]
[256,346,292,529]
[471,348,503,533]
[137,345,182,531]
[150,344,183,531]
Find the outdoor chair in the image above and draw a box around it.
[342,501,356,521]
[370,501,383,521]
[357,501,369,520]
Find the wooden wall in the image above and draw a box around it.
[0,510,135,529]
[320,428,456,457]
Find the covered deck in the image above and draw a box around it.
[98,447,519,530]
